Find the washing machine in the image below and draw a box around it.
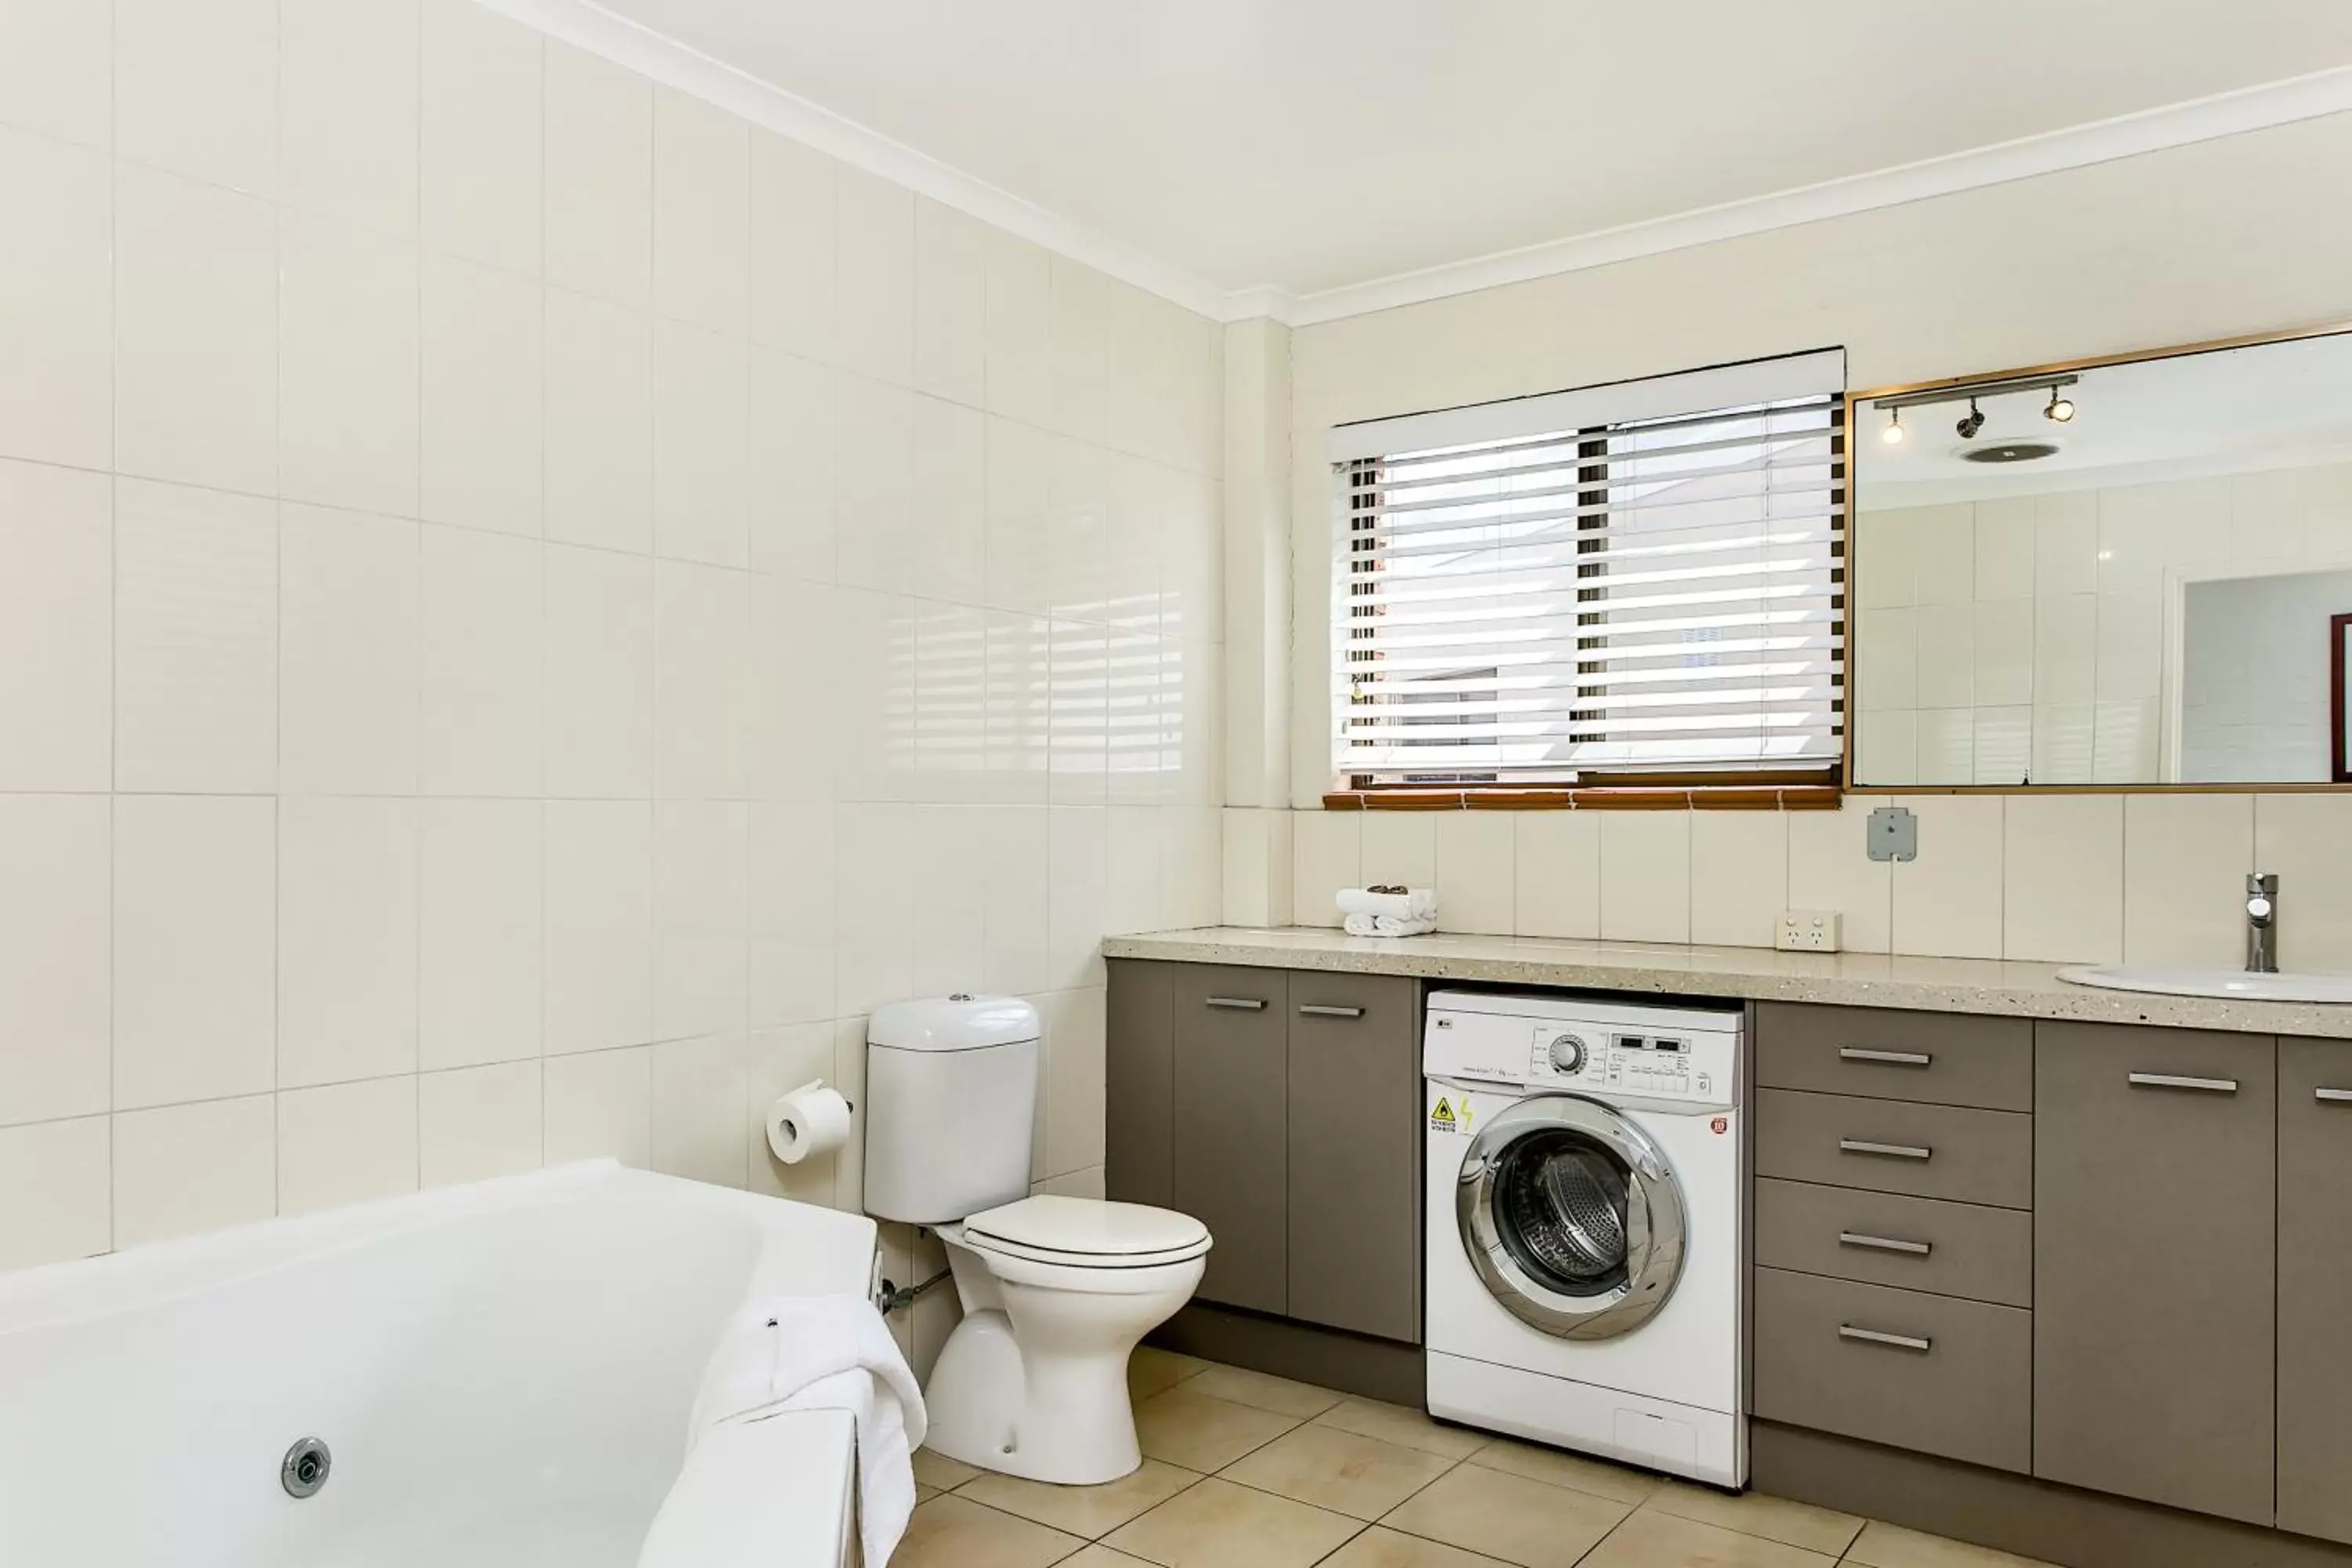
[1423,990,1744,1487]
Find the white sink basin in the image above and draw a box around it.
[2058,966,2352,1004]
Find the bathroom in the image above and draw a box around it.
[2,3,2351,1566]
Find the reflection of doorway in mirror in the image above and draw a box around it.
[2334,614,2352,786]
[2169,564,2352,785]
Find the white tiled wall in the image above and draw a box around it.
[1287,792,2331,971]
[0,0,1225,1363]
[1854,463,2352,785]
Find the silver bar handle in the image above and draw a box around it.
[1204,996,1266,1011]
[1297,1004,1365,1018]
[1840,1047,1933,1067]
[2316,1088,2352,1104]
[1839,1231,1933,1257]
[1840,1324,1933,1353]
[1839,1138,1933,1161]
[2128,1072,2238,1094]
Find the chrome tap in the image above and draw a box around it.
[2246,873,2279,974]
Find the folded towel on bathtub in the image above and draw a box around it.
[688,1294,927,1566]
[1343,911,1439,938]
[1336,887,1437,922]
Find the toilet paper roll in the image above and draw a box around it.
[764,1080,853,1166]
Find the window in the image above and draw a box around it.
[1330,350,1847,794]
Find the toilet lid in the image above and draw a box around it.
[962,1196,1211,1268]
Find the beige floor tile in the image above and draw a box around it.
[1103,1475,1363,1568]
[1182,1363,1347,1418]
[1379,1462,1632,1568]
[1313,1397,1488,1460]
[1060,1548,1160,1568]
[1133,1386,1303,1472]
[1464,1436,1662,1504]
[1577,1508,1835,1567]
[913,1447,985,1491]
[957,1459,1203,1539]
[1639,1482,1862,1555]
[891,1494,1087,1568]
[1128,1346,1210,1401]
[916,1482,942,1503]
[1843,1521,2060,1568]
[1318,1525,1519,1567]
[1219,1422,1457,1520]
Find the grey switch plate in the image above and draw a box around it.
[1867,805,1918,862]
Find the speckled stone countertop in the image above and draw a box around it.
[1102,927,2352,1040]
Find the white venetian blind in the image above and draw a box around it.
[1329,350,1847,786]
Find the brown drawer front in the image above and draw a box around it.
[1756,1089,2031,1209]
[1756,1004,2031,1112]
[1754,1178,2032,1307]
[1754,1266,2031,1474]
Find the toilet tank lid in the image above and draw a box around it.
[868,995,1040,1051]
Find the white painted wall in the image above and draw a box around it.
[0,0,1225,1369]
[1269,109,2352,971]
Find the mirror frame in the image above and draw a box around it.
[1846,318,2352,795]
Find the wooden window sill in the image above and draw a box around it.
[1322,785,1844,811]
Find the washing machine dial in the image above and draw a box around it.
[1547,1033,1588,1075]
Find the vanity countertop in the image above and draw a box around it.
[1102,927,2352,1040]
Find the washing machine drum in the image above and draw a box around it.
[1495,1133,1632,1293]
[1457,1095,1688,1341]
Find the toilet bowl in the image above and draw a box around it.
[916,1196,1211,1485]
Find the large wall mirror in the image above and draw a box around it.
[1851,326,2352,787]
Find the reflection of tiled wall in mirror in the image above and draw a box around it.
[1853,463,2352,785]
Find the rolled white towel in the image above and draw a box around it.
[1344,911,1439,938]
[1336,887,1437,922]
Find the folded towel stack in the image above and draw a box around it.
[1337,887,1439,938]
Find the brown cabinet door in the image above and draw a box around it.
[2279,1036,2352,1545]
[1170,964,1288,1314]
[1287,972,1421,1343]
[1753,1266,2031,1474]
[1105,960,1174,1210]
[2033,1023,2275,1526]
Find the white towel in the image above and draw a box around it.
[687,1294,927,1567]
[1336,887,1437,922]
[1344,911,1438,938]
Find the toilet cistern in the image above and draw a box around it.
[2248,873,2279,975]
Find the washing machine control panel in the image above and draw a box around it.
[1425,993,1739,1110]
[1525,1025,1726,1103]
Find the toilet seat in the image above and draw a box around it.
[960,1196,1211,1270]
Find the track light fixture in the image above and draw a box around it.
[1870,372,2078,447]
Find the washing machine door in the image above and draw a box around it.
[1455,1093,1687,1341]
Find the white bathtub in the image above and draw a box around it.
[0,1162,879,1568]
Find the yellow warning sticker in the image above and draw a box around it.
[1429,1097,1457,1132]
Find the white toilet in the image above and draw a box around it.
[865,996,1211,1486]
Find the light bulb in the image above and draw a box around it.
[2045,389,2075,423]
[1880,411,1904,445]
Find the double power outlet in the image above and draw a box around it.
[1774,910,1844,952]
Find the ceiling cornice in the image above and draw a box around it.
[476,1,2352,332]
[1265,63,2352,328]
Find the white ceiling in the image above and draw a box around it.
[591,0,2352,309]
